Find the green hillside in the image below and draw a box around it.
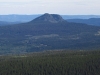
[0,50,100,75]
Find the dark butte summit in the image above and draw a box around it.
[31,13,65,23]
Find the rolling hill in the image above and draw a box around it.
[67,18,100,26]
[0,21,21,26]
[0,13,100,54]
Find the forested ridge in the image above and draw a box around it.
[0,14,100,54]
[0,50,100,75]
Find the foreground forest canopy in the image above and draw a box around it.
[0,50,100,75]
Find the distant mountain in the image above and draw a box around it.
[0,21,21,26]
[67,18,100,26]
[31,13,65,23]
[0,13,100,54]
[62,15,100,19]
[0,21,11,26]
[0,15,40,22]
[0,15,100,22]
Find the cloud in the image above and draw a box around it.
[0,0,32,2]
[0,0,100,14]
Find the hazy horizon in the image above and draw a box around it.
[0,14,100,15]
[0,0,100,15]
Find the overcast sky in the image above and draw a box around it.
[0,0,100,15]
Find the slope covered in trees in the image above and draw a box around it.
[0,13,100,54]
[0,50,100,75]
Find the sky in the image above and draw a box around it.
[0,0,100,15]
